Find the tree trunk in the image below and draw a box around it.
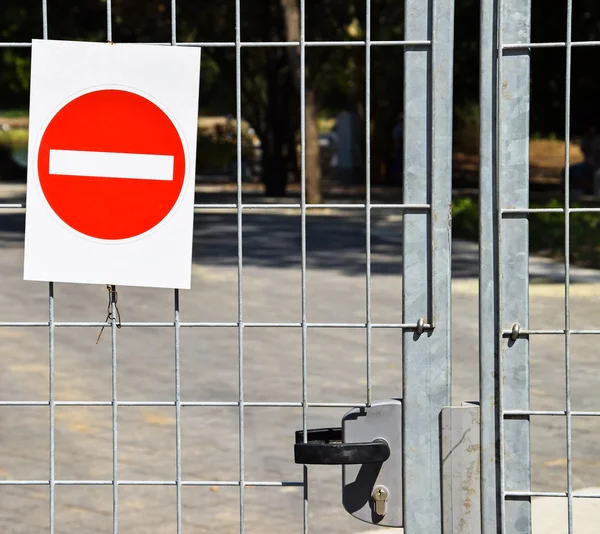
[260,49,289,197]
[279,0,322,204]
[262,134,287,197]
[305,83,322,204]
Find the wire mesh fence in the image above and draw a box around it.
[0,0,454,532]
[9,0,600,533]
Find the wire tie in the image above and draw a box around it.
[96,285,122,344]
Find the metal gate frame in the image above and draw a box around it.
[479,1,600,533]
[5,0,600,531]
[480,0,532,532]
[403,0,454,531]
[0,0,457,532]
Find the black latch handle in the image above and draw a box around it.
[294,427,390,465]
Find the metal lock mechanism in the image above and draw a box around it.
[372,485,389,517]
[294,399,402,528]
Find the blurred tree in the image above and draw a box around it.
[178,0,301,197]
[0,0,359,200]
[3,0,599,193]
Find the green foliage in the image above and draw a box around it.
[196,132,232,173]
[527,199,564,256]
[528,198,600,266]
[195,128,256,174]
[452,196,600,268]
[452,196,479,240]
[1,49,31,95]
[0,109,27,118]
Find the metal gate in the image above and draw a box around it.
[0,0,455,532]
[2,0,592,533]
[480,1,600,533]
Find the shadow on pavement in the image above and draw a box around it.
[0,208,484,278]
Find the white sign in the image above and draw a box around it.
[24,39,201,289]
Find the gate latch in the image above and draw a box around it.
[294,399,403,528]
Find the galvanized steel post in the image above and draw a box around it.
[479,0,501,530]
[498,0,532,532]
[403,0,454,531]
[480,0,532,532]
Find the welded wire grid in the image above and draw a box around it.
[0,1,441,534]
[495,1,600,534]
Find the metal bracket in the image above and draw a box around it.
[342,399,403,528]
[441,402,481,534]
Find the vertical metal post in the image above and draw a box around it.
[234,0,245,531]
[170,4,182,534]
[41,0,48,39]
[364,0,373,408]
[403,0,454,531]
[564,2,574,531]
[48,282,55,534]
[170,0,177,45]
[498,0,531,531]
[174,290,182,534]
[106,0,112,42]
[479,0,500,531]
[42,3,52,532]
[299,0,309,531]
[110,285,119,534]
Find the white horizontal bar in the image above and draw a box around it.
[49,150,174,181]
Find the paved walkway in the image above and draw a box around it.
[1,182,600,532]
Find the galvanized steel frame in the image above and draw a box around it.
[403,0,454,531]
[0,0,455,532]
[479,1,599,533]
[480,0,533,531]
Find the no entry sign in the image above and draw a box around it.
[38,89,186,240]
[24,40,201,289]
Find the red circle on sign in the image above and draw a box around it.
[37,89,186,240]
